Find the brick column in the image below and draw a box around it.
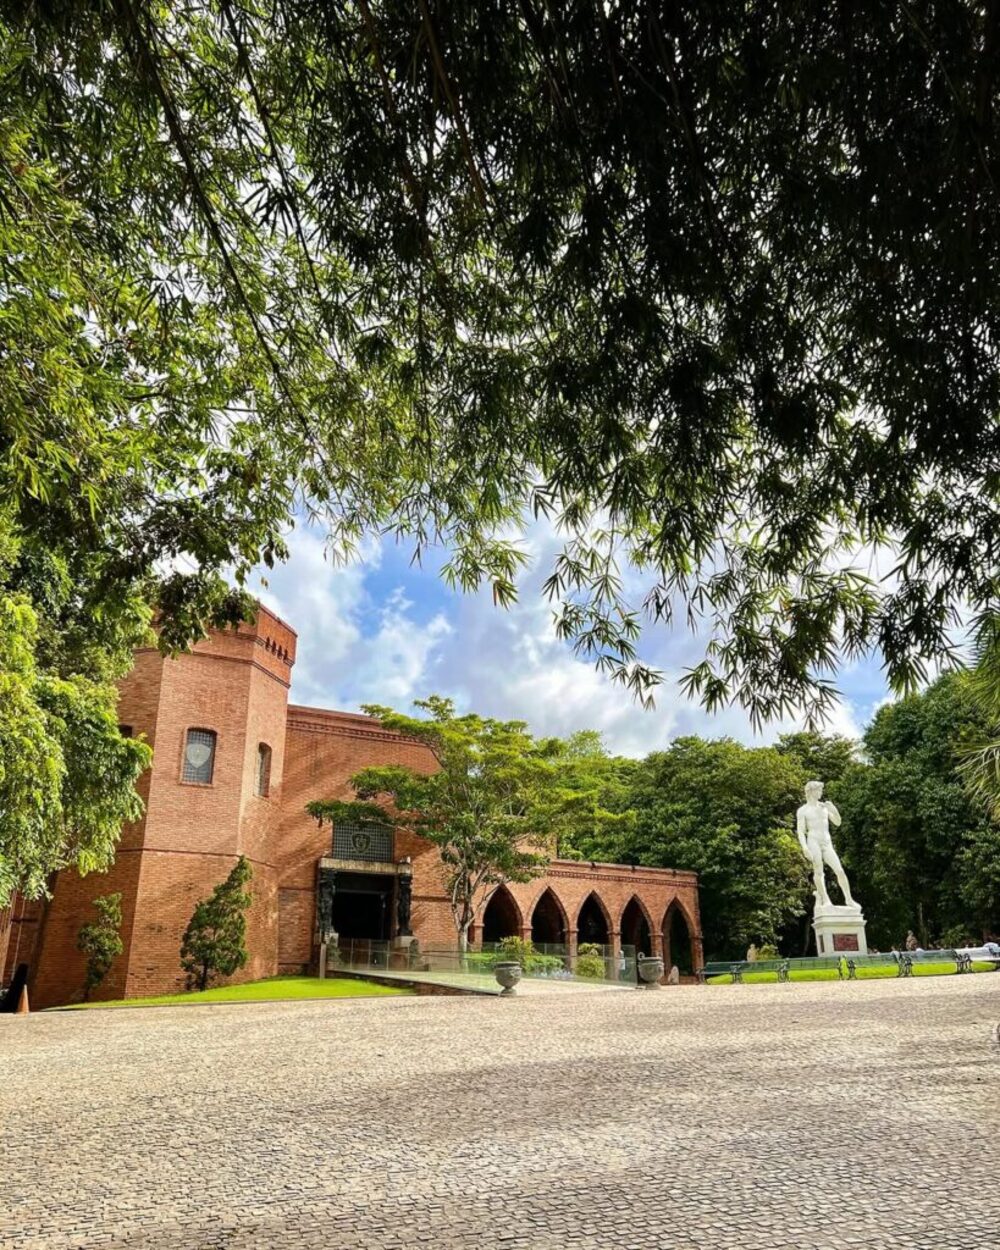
[649,929,663,960]
[692,930,705,973]
[609,929,621,981]
[567,927,578,973]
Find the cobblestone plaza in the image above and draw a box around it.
[3,975,998,1249]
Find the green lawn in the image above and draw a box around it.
[708,961,996,984]
[59,975,410,1009]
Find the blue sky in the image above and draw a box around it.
[253,518,893,756]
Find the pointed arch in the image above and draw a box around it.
[576,891,612,946]
[481,885,524,944]
[620,895,653,957]
[661,898,695,975]
[530,887,569,946]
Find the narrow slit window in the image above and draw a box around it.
[256,743,272,797]
[182,729,217,785]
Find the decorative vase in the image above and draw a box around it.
[494,961,522,994]
[637,956,664,988]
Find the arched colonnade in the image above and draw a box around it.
[475,880,702,976]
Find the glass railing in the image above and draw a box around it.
[330,938,640,988]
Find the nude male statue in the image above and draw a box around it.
[796,780,856,909]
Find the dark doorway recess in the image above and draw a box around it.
[620,897,652,956]
[664,903,693,975]
[333,872,393,940]
[531,888,567,945]
[482,885,521,943]
[577,893,610,945]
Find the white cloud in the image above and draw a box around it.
[349,588,452,706]
[248,517,880,754]
[250,525,375,707]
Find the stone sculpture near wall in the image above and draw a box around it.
[316,867,337,945]
[396,874,413,938]
[796,780,868,957]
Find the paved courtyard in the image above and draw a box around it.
[2,975,999,1250]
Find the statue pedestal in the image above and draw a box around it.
[322,933,340,974]
[813,903,868,956]
[390,935,415,970]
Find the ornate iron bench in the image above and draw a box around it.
[698,956,842,983]
[697,961,740,983]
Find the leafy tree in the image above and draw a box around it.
[308,698,611,951]
[76,892,124,1001]
[179,856,254,991]
[775,733,859,786]
[832,673,1000,947]
[544,731,637,859]
[0,25,287,900]
[0,525,151,907]
[582,738,812,960]
[9,3,1000,735]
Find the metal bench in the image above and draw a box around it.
[700,947,984,986]
[698,956,844,983]
[844,953,892,979]
[785,956,845,979]
[907,948,967,973]
[697,961,739,983]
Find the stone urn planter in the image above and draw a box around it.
[494,961,522,994]
[637,955,664,988]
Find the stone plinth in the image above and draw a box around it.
[813,903,868,956]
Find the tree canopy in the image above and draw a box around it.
[561,681,1000,958]
[7,2,1000,729]
[831,672,1000,949]
[8,4,1000,894]
[564,735,813,959]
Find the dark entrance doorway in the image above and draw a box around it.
[481,885,521,943]
[577,893,610,945]
[531,888,567,946]
[620,897,652,957]
[663,903,693,975]
[333,872,393,940]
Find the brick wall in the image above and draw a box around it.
[24,608,703,1004]
[275,707,449,970]
[29,606,295,1007]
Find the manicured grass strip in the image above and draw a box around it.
[707,961,996,985]
[59,975,410,1008]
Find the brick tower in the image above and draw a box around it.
[29,607,295,1007]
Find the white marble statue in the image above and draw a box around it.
[796,780,856,910]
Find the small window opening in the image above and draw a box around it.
[182,728,217,785]
[256,743,272,797]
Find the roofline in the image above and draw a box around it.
[287,704,379,725]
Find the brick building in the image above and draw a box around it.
[4,607,703,1007]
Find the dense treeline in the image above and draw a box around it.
[558,674,1000,961]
